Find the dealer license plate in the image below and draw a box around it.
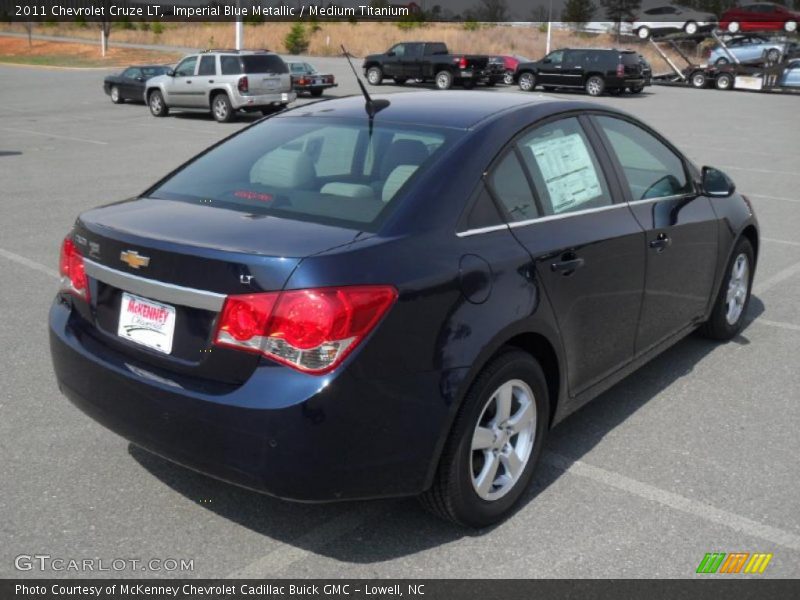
[117,292,176,354]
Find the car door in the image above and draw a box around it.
[119,67,141,99]
[561,51,587,87]
[486,115,646,396]
[196,55,218,107]
[537,51,566,86]
[402,43,424,79]
[383,44,405,79]
[166,55,199,107]
[590,115,719,354]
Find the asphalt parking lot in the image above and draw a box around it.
[1,57,799,579]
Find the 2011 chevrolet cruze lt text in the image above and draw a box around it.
[49,92,758,527]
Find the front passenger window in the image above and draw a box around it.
[595,116,692,201]
[175,57,197,77]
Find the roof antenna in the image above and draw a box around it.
[341,45,389,135]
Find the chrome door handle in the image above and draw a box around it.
[649,234,672,252]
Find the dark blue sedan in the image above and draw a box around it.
[50,92,758,526]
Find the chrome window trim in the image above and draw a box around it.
[456,192,696,238]
[84,259,226,312]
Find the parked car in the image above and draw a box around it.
[779,58,800,86]
[577,21,635,36]
[103,65,171,104]
[362,42,497,90]
[709,35,797,65]
[490,55,532,85]
[721,2,800,33]
[516,48,646,96]
[145,50,296,123]
[631,2,717,39]
[49,91,758,527]
[286,61,337,97]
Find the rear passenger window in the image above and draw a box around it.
[595,116,692,201]
[516,117,612,216]
[220,56,242,75]
[488,152,540,222]
[198,56,216,76]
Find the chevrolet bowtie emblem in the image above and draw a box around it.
[120,250,150,269]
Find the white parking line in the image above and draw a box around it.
[542,452,800,551]
[754,261,800,295]
[226,508,379,578]
[763,237,800,247]
[748,193,800,204]
[0,247,58,279]
[753,318,800,333]
[0,126,108,146]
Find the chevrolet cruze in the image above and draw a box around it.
[50,92,758,527]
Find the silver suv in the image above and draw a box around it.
[145,50,297,123]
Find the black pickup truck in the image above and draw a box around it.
[362,42,497,90]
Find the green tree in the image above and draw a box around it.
[600,0,641,38]
[563,0,596,29]
[284,23,309,55]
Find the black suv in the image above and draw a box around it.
[516,48,645,96]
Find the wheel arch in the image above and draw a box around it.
[740,224,759,262]
[208,88,229,106]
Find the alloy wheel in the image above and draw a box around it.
[725,253,749,325]
[111,87,119,103]
[586,78,602,96]
[470,379,537,502]
[519,73,535,91]
[214,98,228,121]
[150,94,161,113]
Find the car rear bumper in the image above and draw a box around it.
[49,298,458,502]
[231,90,297,110]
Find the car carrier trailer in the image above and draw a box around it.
[649,29,799,93]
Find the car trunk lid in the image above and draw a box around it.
[71,198,363,383]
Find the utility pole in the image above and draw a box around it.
[235,0,243,50]
[545,0,553,54]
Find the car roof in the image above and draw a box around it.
[278,91,589,130]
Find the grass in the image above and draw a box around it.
[0,36,182,68]
[1,22,690,69]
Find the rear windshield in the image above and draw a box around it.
[621,53,640,64]
[148,117,461,231]
[242,54,288,74]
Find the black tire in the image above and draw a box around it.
[393,77,407,85]
[727,21,741,33]
[211,93,235,123]
[503,70,514,85]
[310,88,324,97]
[700,238,754,340]
[691,71,707,88]
[148,90,169,117]
[716,73,734,91]
[435,70,453,90]
[485,78,497,87]
[637,26,651,40]
[110,86,123,104]
[684,21,698,35]
[585,75,605,96]
[366,66,383,86]
[715,57,730,66]
[518,71,536,92]
[630,86,644,94]
[766,48,780,63]
[419,350,550,527]
[609,88,622,96]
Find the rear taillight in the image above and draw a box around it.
[214,286,397,374]
[298,77,308,86]
[59,237,90,302]
[238,76,249,93]
[617,63,625,77]
[458,57,468,69]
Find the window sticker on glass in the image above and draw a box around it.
[527,134,604,214]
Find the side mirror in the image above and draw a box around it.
[136,76,145,82]
[542,58,551,64]
[166,69,175,77]
[386,51,395,57]
[702,166,735,198]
